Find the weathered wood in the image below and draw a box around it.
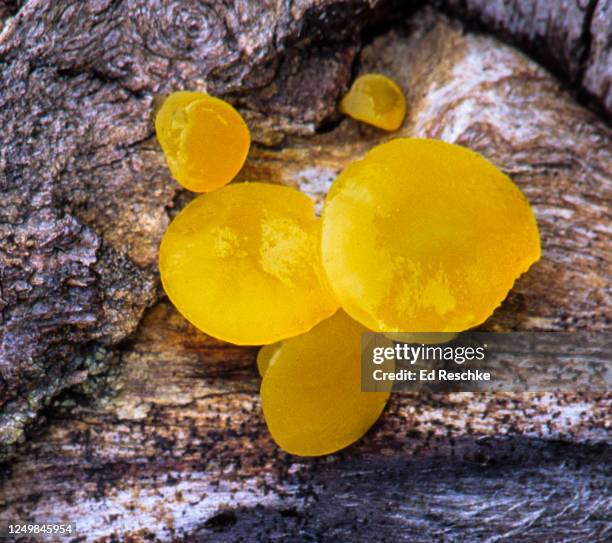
[0,9,610,542]
[1,300,610,541]
[584,0,612,113]
[437,0,612,117]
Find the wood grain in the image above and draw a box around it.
[437,0,612,117]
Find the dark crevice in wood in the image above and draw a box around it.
[578,0,599,80]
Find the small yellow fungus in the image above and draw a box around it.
[260,311,391,456]
[339,74,406,131]
[159,182,338,345]
[256,342,281,377]
[321,138,541,333]
[155,91,250,192]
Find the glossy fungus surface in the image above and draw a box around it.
[340,74,406,131]
[257,342,280,377]
[155,91,250,192]
[160,182,338,345]
[321,138,541,333]
[261,311,391,456]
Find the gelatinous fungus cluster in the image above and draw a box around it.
[156,81,541,456]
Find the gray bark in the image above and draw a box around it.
[437,0,612,117]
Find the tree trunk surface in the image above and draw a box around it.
[0,2,610,542]
[437,0,612,117]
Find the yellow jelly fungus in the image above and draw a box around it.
[155,91,250,192]
[321,138,541,333]
[261,310,392,456]
[257,342,281,377]
[159,182,338,345]
[339,74,406,131]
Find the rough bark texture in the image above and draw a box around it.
[0,0,401,461]
[584,0,612,112]
[2,301,610,542]
[437,0,612,117]
[1,6,611,541]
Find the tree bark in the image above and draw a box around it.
[0,7,610,541]
[583,0,612,113]
[2,300,610,542]
[0,0,394,461]
[0,1,20,28]
[437,0,612,118]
